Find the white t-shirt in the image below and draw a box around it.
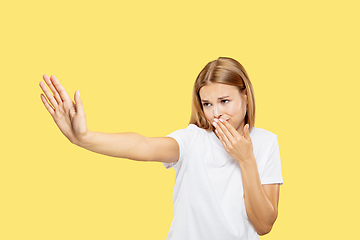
[163,124,283,240]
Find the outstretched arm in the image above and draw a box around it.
[78,131,179,163]
[39,75,179,163]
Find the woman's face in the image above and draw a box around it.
[199,83,248,134]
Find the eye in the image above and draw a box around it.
[221,99,229,104]
[203,103,211,107]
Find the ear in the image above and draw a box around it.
[242,89,248,103]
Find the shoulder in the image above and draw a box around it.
[168,124,208,138]
[185,123,207,132]
[250,126,278,146]
[251,126,277,139]
[166,124,211,151]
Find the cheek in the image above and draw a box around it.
[228,102,246,121]
[203,109,212,121]
[229,102,243,115]
[227,103,246,129]
[237,103,247,118]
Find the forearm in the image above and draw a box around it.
[239,157,277,235]
[75,130,151,161]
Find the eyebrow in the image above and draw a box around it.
[201,96,230,102]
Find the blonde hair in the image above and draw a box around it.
[189,57,255,131]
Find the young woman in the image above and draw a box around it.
[39,57,283,240]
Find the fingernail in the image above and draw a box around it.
[214,118,219,122]
[215,129,218,134]
[219,119,224,122]
[212,122,217,127]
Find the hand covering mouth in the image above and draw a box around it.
[214,117,230,122]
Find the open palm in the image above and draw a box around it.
[39,75,87,145]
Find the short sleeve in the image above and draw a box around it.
[260,136,284,185]
[162,125,195,169]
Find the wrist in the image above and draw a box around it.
[238,155,256,169]
[75,130,93,148]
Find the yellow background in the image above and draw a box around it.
[1,0,359,239]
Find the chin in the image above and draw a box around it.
[233,122,243,131]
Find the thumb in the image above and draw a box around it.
[243,124,251,141]
[74,90,85,114]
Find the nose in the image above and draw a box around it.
[213,106,222,119]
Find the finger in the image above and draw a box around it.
[50,75,72,102]
[219,119,241,138]
[74,90,84,115]
[216,120,236,144]
[243,124,252,142]
[40,93,55,116]
[39,81,59,109]
[214,127,228,149]
[214,121,231,149]
[43,74,63,104]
